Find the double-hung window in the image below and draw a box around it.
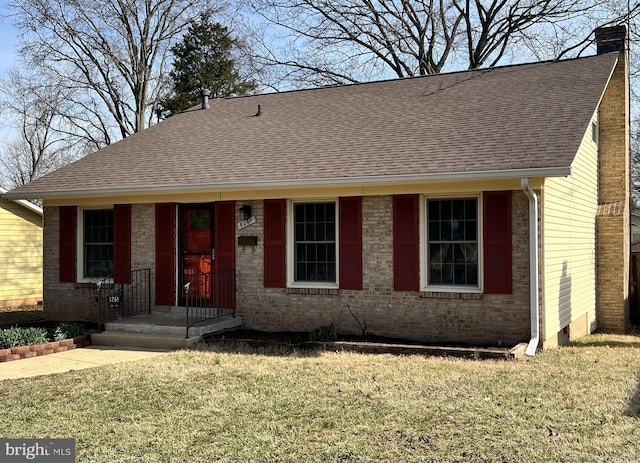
[426,198,479,288]
[82,209,114,278]
[291,201,337,285]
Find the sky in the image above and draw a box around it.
[0,6,16,74]
[0,7,18,144]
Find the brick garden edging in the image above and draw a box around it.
[0,335,91,362]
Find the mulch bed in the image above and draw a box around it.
[204,329,524,359]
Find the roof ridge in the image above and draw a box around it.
[206,51,619,103]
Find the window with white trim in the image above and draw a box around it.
[81,208,114,278]
[426,198,479,288]
[290,201,337,285]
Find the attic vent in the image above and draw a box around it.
[591,121,598,144]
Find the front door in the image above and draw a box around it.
[179,204,214,306]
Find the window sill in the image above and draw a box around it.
[285,287,339,296]
[420,291,483,300]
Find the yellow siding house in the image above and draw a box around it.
[0,187,43,307]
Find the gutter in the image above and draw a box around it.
[0,187,43,216]
[521,178,539,357]
[1,166,572,200]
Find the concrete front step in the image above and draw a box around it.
[93,313,242,349]
[91,331,201,349]
[104,313,242,337]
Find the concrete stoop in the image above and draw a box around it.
[91,313,242,349]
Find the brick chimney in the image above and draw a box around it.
[594,24,630,333]
[595,25,627,55]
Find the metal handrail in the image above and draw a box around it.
[95,268,151,329]
[184,268,235,338]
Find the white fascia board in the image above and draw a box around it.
[1,166,571,200]
[0,187,43,215]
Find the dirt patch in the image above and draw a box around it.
[203,329,524,359]
[0,305,45,329]
[204,329,505,349]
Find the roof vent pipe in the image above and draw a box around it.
[255,104,262,116]
[201,88,211,110]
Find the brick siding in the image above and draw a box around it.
[595,44,630,332]
[236,194,531,346]
[44,194,532,345]
[43,204,156,322]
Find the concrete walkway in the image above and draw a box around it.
[0,346,171,381]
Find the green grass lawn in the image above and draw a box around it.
[1,333,639,462]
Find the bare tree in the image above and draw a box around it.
[0,69,87,188]
[8,0,215,143]
[244,0,639,87]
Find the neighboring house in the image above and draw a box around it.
[631,211,640,244]
[0,187,43,307]
[2,26,630,353]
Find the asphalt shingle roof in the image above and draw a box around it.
[5,52,618,199]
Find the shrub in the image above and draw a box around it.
[0,326,49,348]
[21,327,49,345]
[0,326,25,349]
[53,322,83,341]
[309,324,338,342]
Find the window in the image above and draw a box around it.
[82,209,113,278]
[427,198,478,287]
[292,201,337,284]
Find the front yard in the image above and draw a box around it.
[0,333,639,462]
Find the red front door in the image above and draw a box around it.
[179,204,214,305]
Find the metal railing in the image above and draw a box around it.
[184,269,236,338]
[95,268,151,329]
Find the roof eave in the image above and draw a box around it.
[0,187,43,215]
[2,167,571,200]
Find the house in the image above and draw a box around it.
[0,186,43,307]
[2,26,630,353]
[631,211,640,243]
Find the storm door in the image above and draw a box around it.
[179,204,214,306]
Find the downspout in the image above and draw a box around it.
[521,178,540,356]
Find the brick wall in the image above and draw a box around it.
[597,214,630,331]
[236,193,531,346]
[43,206,90,321]
[43,204,156,322]
[130,204,156,306]
[44,196,532,345]
[596,41,630,332]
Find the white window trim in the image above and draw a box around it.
[287,198,339,289]
[420,194,483,293]
[76,205,114,283]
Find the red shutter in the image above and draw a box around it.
[264,199,286,288]
[214,201,236,308]
[214,201,236,272]
[155,203,175,305]
[339,196,362,290]
[483,191,512,294]
[393,195,419,291]
[59,206,76,282]
[113,204,131,283]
